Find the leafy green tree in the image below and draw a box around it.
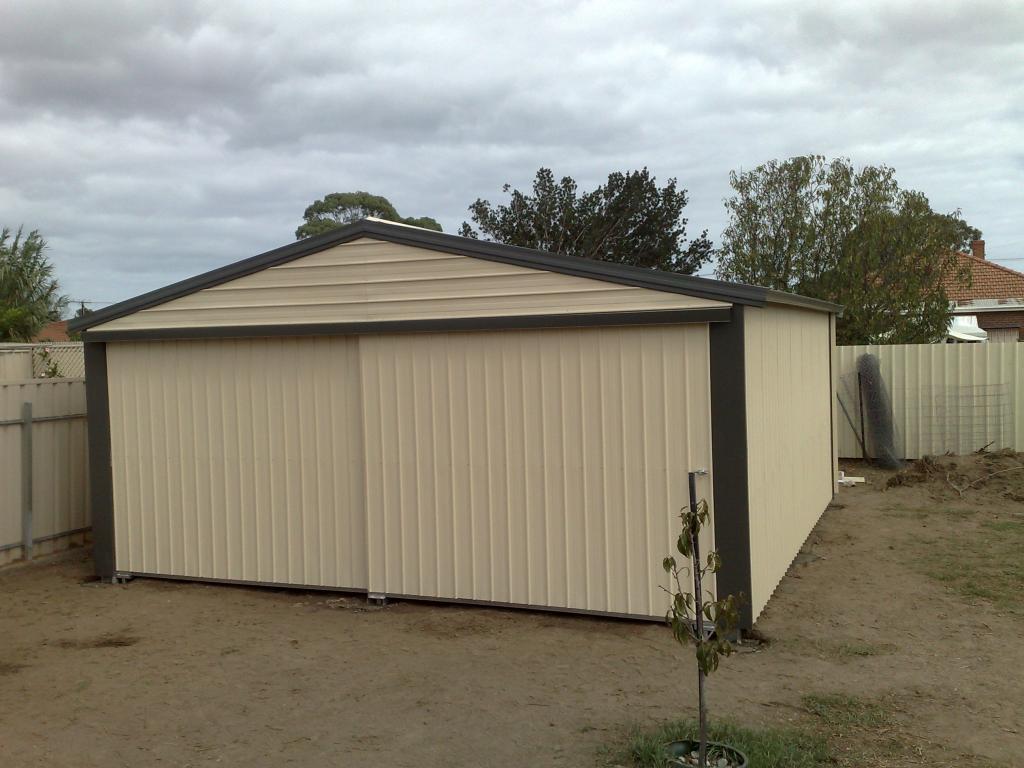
[0,227,68,342]
[295,192,442,239]
[717,156,974,345]
[460,167,713,274]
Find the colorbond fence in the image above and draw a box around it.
[0,348,33,380]
[836,343,1024,460]
[0,343,85,380]
[0,379,90,566]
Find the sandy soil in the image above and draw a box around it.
[1,456,1021,767]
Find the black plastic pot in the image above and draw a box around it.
[664,739,748,768]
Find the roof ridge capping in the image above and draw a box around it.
[962,249,1024,279]
[69,218,840,332]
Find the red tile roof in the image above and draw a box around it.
[943,251,1024,303]
[31,320,70,342]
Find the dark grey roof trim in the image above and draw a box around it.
[69,219,840,332]
[82,307,732,342]
[763,288,844,314]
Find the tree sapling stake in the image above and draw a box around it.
[662,470,743,768]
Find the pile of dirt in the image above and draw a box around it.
[885,448,1024,501]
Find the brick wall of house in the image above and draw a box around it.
[977,311,1024,337]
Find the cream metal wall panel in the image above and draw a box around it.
[106,338,367,587]
[91,238,728,331]
[0,379,89,566]
[0,348,33,381]
[836,343,1024,459]
[745,305,834,620]
[359,325,715,618]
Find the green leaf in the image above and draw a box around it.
[295,192,442,240]
[459,167,712,275]
[716,155,979,344]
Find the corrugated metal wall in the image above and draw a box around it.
[0,380,89,566]
[745,305,834,620]
[91,238,727,331]
[836,343,1024,459]
[0,348,33,381]
[105,325,714,618]
[360,325,714,617]
[106,338,367,587]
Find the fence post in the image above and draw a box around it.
[857,371,868,460]
[21,401,33,560]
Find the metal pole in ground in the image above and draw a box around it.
[688,470,708,767]
[857,371,868,461]
[20,401,33,560]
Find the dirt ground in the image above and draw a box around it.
[1,455,1022,767]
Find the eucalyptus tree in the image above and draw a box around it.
[718,156,976,344]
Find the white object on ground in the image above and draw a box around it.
[837,470,866,487]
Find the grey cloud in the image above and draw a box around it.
[0,0,1021,305]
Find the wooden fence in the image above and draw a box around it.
[836,343,1024,460]
[0,379,90,566]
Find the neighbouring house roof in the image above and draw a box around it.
[944,250,1024,307]
[69,218,840,333]
[946,314,988,342]
[31,320,70,342]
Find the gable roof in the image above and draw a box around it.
[69,218,839,333]
[943,250,1024,303]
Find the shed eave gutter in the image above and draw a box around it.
[78,307,735,342]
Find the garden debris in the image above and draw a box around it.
[885,450,1024,500]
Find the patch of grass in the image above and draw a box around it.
[801,694,890,730]
[782,637,896,662]
[832,641,890,658]
[610,719,830,768]
[915,515,1024,615]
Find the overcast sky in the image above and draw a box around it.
[1,1,1022,310]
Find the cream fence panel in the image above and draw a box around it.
[0,343,85,381]
[0,379,90,566]
[836,344,1024,459]
[0,348,33,380]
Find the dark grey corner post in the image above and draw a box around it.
[709,305,754,629]
[83,341,115,580]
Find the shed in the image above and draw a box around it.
[70,219,839,626]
